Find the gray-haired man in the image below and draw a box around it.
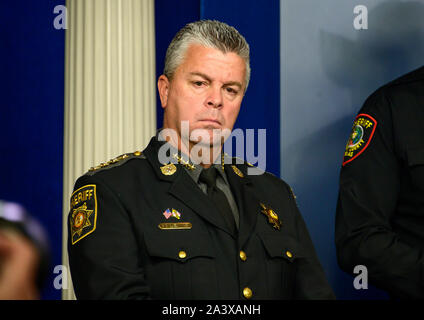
[68,20,334,300]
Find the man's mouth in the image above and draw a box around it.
[199,119,221,126]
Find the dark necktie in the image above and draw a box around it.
[199,167,236,235]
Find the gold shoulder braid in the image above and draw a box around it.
[87,150,145,174]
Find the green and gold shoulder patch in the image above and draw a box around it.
[343,113,377,166]
[69,185,97,245]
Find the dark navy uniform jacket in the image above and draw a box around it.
[336,66,424,298]
[68,136,334,300]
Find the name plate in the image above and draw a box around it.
[158,222,192,230]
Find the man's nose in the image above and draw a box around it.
[205,86,223,108]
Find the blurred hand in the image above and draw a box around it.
[0,229,40,300]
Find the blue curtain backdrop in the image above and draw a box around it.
[0,0,65,300]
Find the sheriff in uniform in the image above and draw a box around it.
[68,20,334,300]
[336,66,424,298]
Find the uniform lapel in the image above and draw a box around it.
[143,136,234,237]
[224,164,259,249]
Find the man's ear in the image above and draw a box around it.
[158,75,170,108]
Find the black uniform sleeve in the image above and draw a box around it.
[335,89,424,298]
[68,174,150,300]
[287,186,336,299]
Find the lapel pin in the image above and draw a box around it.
[171,209,181,219]
[163,208,182,220]
[163,208,172,219]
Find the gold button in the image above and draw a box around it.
[134,151,141,156]
[286,251,293,258]
[178,251,187,259]
[243,287,253,299]
[239,251,247,261]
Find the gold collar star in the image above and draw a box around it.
[172,153,196,170]
[172,152,229,171]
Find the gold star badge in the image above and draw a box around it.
[260,203,282,230]
[71,203,93,238]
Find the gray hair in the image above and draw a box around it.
[164,20,251,91]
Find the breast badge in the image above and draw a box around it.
[70,185,97,245]
[260,203,282,230]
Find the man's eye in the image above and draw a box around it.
[193,81,205,87]
[226,87,238,94]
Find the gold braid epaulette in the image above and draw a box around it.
[86,150,146,175]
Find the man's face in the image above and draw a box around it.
[158,44,246,151]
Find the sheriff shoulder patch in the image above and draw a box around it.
[343,113,377,166]
[70,185,97,245]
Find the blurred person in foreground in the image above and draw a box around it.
[0,200,50,299]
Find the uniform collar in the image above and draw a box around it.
[146,131,249,186]
[156,128,229,182]
[186,162,229,185]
